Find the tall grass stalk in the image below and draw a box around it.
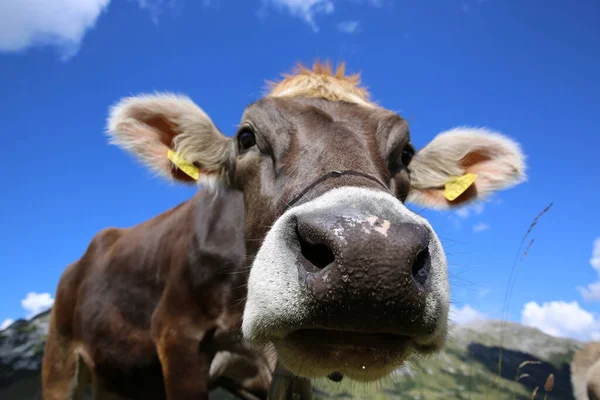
[496,203,553,383]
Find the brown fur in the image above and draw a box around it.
[42,190,276,400]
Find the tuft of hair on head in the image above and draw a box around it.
[264,59,376,108]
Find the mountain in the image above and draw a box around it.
[0,311,583,399]
[312,320,582,400]
[0,310,49,400]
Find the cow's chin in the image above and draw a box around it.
[272,329,415,382]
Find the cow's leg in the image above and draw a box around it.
[153,327,214,400]
[42,324,91,400]
[152,288,217,400]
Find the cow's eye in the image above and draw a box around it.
[238,129,256,152]
[401,144,415,166]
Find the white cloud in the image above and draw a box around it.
[21,292,54,319]
[473,222,490,233]
[450,304,487,325]
[348,0,384,6]
[337,20,359,33]
[579,281,600,302]
[134,0,182,24]
[0,319,14,330]
[0,0,111,60]
[0,0,174,61]
[261,0,334,31]
[521,300,600,341]
[456,208,470,218]
[1,292,54,326]
[260,0,385,32]
[577,238,600,301]
[450,200,493,230]
[455,202,485,219]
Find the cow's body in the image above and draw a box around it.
[42,60,527,400]
[42,189,277,399]
[572,342,600,400]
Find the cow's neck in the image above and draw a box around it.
[184,187,249,318]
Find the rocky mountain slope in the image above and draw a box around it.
[313,320,582,399]
[0,311,583,399]
[0,310,50,400]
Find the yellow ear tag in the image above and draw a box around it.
[167,149,200,181]
[443,173,478,201]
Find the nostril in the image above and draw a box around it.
[328,372,344,382]
[296,227,335,269]
[411,247,431,287]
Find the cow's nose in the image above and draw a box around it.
[295,210,431,287]
[293,209,433,334]
[294,217,336,271]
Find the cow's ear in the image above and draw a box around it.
[106,93,232,188]
[407,127,527,209]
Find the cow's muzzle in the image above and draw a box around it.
[242,186,449,382]
[293,207,434,335]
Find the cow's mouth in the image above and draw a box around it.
[274,328,413,382]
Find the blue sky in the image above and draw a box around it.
[0,0,599,341]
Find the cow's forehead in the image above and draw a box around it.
[264,60,376,109]
[238,60,406,140]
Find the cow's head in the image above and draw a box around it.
[106,61,526,383]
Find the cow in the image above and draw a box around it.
[572,342,600,400]
[41,60,527,400]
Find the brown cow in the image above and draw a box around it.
[41,61,527,400]
[572,342,600,400]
